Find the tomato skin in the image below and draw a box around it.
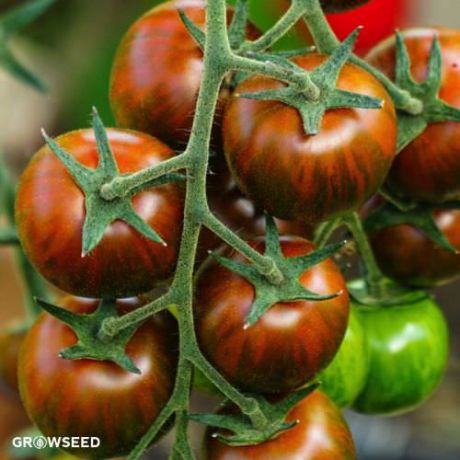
[367,28,460,203]
[320,0,370,12]
[0,328,25,396]
[15,129,184,298]
[223,54,397,224]
[110,0,257,153]
[203,390,357,460]
[318,304,368,408]
[369,209,460,288]
[194,238,349,394]
[18,296,178,459]
[353,297,449,415]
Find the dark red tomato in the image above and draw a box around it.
[18,296,178,459]
[15,129,184,298]
[0,327,25,396]
[320,0,370,12]
[223,54,397,224]
[369,209,460,288]
[367,28,460,203]
[110,0,258,154]
[194,237,349,394]
[203,390,357,460]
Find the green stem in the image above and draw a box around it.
[0,154,49,320]
[230,54,320,98]
[343,212,386,297]
[302,0,423,114]
[242,0,307,52]
[0,227,19,245]
[313,217,341,248]
[201,211,284,285]
[100,152,189,200]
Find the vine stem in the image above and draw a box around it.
[313,217,341,248]
[0,154,48,321]
[343,212,386,298]
[120,1,269,457]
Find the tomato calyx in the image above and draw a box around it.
[190,383,318,446]
[42,108,183,256]
[36,298,141,373]
[347,278,428,308]
[393,31,460,152]
[0,0,55,91]
[237,27,383,134]
[364,197,460,254]
[211,215,344,327]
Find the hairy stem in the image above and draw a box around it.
[313,217,341,248]
[343,212,386,297]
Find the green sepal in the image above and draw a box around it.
[347,278,429,308]
[178,9,205,50]
[43,108,171,256]
[0,227,19,245]
[364,200,458,253]
[212,215,344,327]
[0,0,56,91]
[36,298,141,374]
[189,383,318,446]
[239,28,383,135]
[393,31,460,153]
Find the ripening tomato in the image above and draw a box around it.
[318,304,368,408]
[203,390,357,460]
[353,297,449,415]
[367,28,460,203]
[223,54,397,224]
[110,0,258,154]
[18,296,178,459]
[0,327,25,396]
[321,0,370,12]
[15,129,184,298]
[194,237,349,394]
[369,209,460,288]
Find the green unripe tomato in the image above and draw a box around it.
[353,297,449,415]
[318,304,368,408]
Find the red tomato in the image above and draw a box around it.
[110,0,258,154]
[223,54,397,224]
[194,238,349,394]
[203,390,357,459]
[15,129,184,298]
[367,27,460,203]
[369,209,460,288]
[18,296,178,459]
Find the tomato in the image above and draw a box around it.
[18,296,178,459]
[194,237,349,394]
[318,304,368,408]
[367,28,460,203]
[369,209,460,288]
[110,0,258,154]
[15,129,184,298]
[203,390,357,459]
[223,54,397,224]
[353,296,449,415]
[320,0,370,12]
[0,327,25,396]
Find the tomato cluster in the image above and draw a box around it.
[4,0,458,459]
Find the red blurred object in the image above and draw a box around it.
[275,0,409,55]
[327,0,409,54]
